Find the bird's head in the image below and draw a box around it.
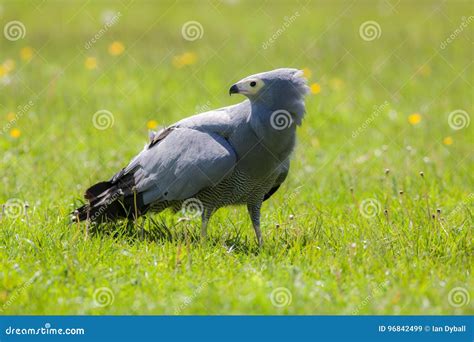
[229,68,309,124]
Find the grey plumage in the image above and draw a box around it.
[73,68,309,245]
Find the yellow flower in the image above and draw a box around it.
[181,52,197,65]
[108,41,125,56]
[329,78,345,91]
[10,128,21,138]
[85,57,97,70]
[172,52,197,68]
[20,47,33,61]
[310,82,321,94]
[7,112,16,121]
[147,120,158,129]
[443,136,453,145]
[417,64,431,77]
[3,59,15,73]
[408,113,422,125]
[302,67,312,79]
[0,65,5,77]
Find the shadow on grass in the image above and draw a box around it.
[79,214,261,254]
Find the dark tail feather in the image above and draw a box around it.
[84,181,113,201]
[72,181,148,223]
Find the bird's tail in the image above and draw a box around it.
[72,179,148,223]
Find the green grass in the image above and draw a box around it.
[0,0,472,315]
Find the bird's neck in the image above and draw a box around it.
[249,102,297,155]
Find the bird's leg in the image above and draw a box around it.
[200,208,212,240]
[247,202,263,247]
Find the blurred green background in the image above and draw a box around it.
[0,0,472,314]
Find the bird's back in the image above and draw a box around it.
[178,101,293,210]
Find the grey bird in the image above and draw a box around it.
[73,68,309,246]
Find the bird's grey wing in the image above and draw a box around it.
[175,101,250,137]
[112,127,237,206]
[263,160,290,201]
[83,103,247,211]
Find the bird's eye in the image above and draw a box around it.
[250,81,257,87]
